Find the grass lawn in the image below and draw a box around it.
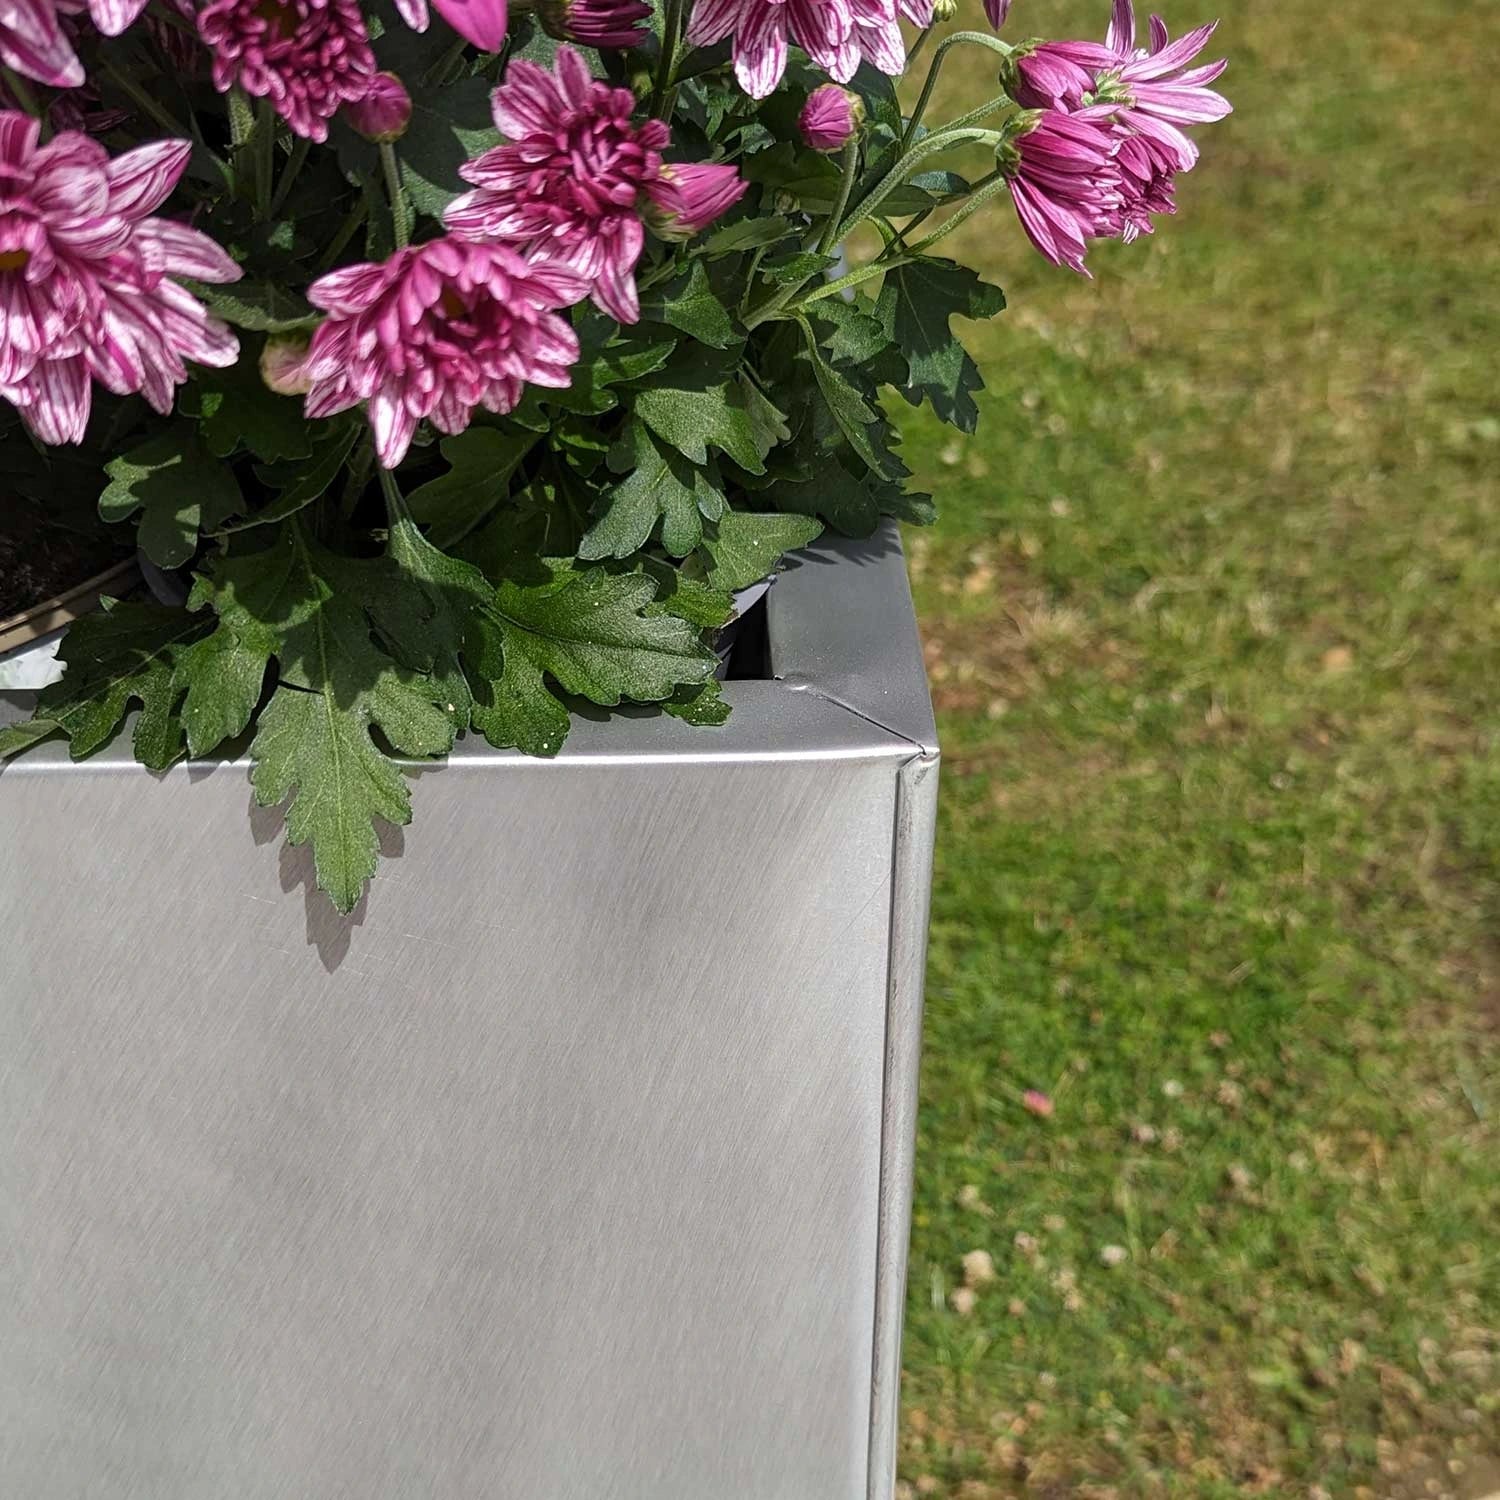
[892,1,1500,1494]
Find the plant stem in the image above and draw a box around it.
[818,139,860,257]
[649,0,688,119]
[103,59,192,137]
[319,195,369,271]
[1,65,42,119]
[378,464,410,528]
[835,125,1003,243]
[254,98,276,217]
[795,255,915,309]
[269,136,311,218]
[903,22,937,75]
[341,437,376,518]
[380,142,410,249]
[902,31,1014,151]
[906,168,1010,255]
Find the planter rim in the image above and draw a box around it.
[0,521,936,772]
[0,558,139,655]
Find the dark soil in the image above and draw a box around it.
[0,502,132,623]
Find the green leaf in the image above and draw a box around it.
[661,677,732,727]
[762,250,838,285]
[398,77,503,216]
[642,261,738,348]
[249,524,457,913]
[221,424,362,534]
[701,511,823,591]
[737,376,791,461]
[404,427,540,547]
[187,353,315,462]
[186,281,318,333]
[0,598,208,768]
[702,214,797,255]
[767,464,934,536]
[468,563,718,758]
[876,257,1006,433]
[799,320,893,477]
[98,429,243,568]
[634,368,766,474]
[579,422,724,561]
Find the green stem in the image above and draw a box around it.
[796,255,915,309]
[903,22,937,75]
[902,31,1014,150]
[269,135,311,218]
[836,125,1004,243]
[254,98,276,217]
[649,0,688,118]
[228,85,255,146]
[380,142,410,249]
[103,59,192,137]
[906,168,1010,255]
[378,464,410,528]
[341,437,376,519]
[739,245,769,315]
[1,65,42,119]
[318,195,369,271]
[818,139,861,257]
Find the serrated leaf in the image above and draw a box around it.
[249,523,457,913]
[661,677,731,726]
[468,563,718,757]
[634,377,765,474]
[762,250,838,285]
[799,320,893,477]
[186,281,317,333]
[404,427,539,547]
[0,597,207,767]
[701,511,822,591]
[398,77,503,216]
[98,429,243,568]
[187,353,315,462]
[876,257,1006,433]
[642,260,738,348]
[737,375,790,460]
[579,423,724,560]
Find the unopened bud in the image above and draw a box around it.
[259,333,313,397]
[343,72,411,144]
[799,84,864,154]
[932,0,959,20]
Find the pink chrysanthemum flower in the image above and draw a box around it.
[685,0,854,101]
[0,114,241,445]
[998,108,1123,277]
[301,237,589,470]
[197,0,376,143]
[444,46,745,324]
[391,0,509,50]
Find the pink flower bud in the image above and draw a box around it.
[259,333,313,396]
[536,0,650,48]
[643,162,747,242]
[984,0,1013,26]
[798,84,863,154]
[343,71,412,143]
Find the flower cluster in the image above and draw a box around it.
[998,0,1230,272]
[0,114,239,444]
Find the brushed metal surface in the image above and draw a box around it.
[0,523,938,1500]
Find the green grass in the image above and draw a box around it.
[894,1,1500,1494]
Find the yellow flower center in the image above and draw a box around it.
[0,249,30,272]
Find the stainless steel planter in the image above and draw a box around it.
[0,522,938,1500]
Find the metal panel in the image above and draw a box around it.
[0,523,938,1500]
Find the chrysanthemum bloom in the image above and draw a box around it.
[0,0,83,87]
[1093,0,1230,171]
[389,0,508,49]
[301,237,588,470]
[1105,128,1177,241]
[444,47,745,323]
[343,71,412,142]
[799,84,863,154]
[997,108,1123,277]
[643,162,747,242]
[0,115,241,444]
[685,0,854,101]
[197,0,376,143]
[533,0,650,48]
